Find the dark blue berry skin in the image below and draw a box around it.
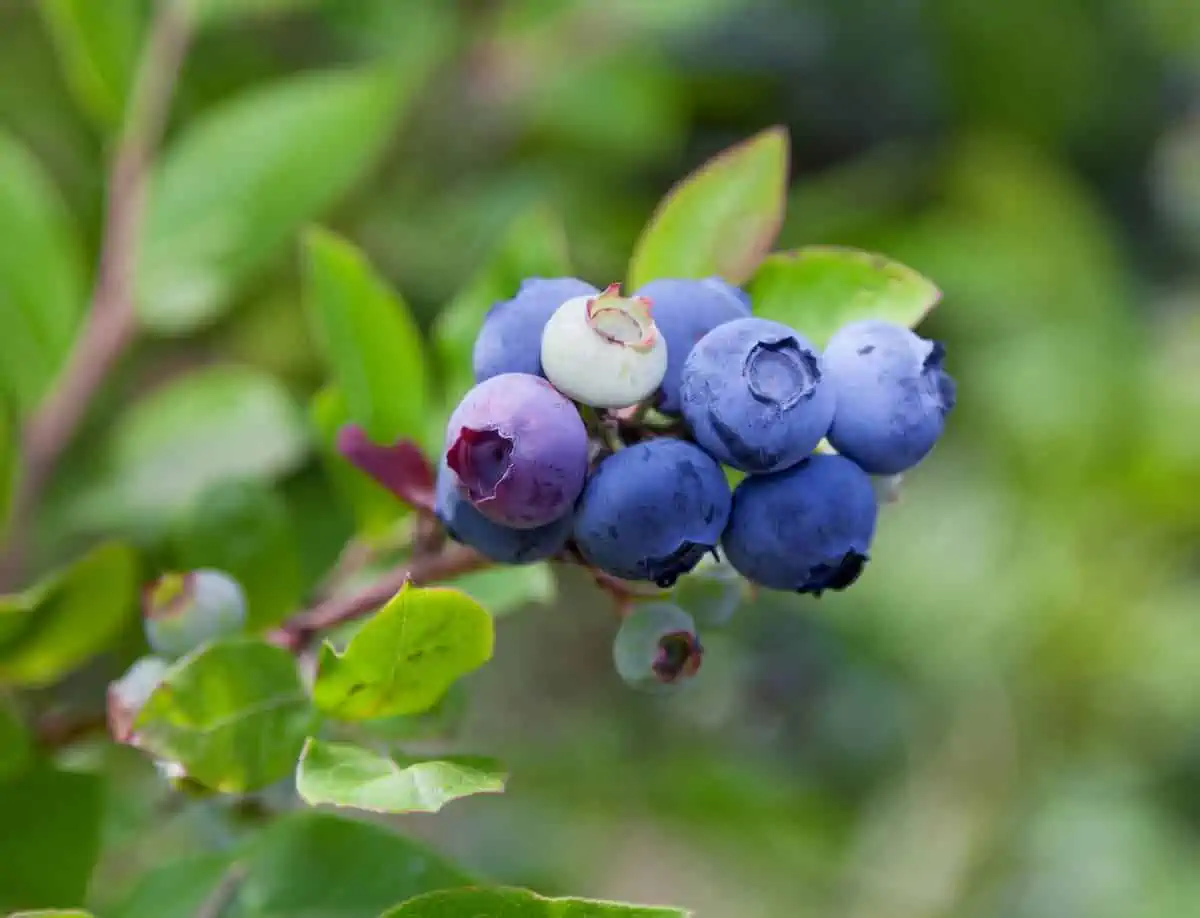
[633,277,751,414]
[822,320,956,475]
[573,439,732,587]
[434,461,572,564]
[722,454,877,594]
[472,277,598,383]
[680,317,836,474]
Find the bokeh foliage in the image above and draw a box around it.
[2,0,1200,916]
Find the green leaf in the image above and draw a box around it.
[80,365,309,531]
[34,0,143,129]
[195,0,318,28]
[432,206,572,398]
[0,695,31,780]
[296,739,506,814]
[313,584,493,720]
[107,853,236,918]
[233,812,473,917]
[381,887,689,918]
[748,246,942,346]
[627,127,788,289]
[133,637,316,792]
[310,385,407,538]
[0,130,86,413]
[449,564,556,618]
[0,762,104,912]
[303,228,429,444]
[172,478,303,631]
[138,63,433,335]
[0,542,138,687]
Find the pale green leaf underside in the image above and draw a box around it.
[297,738,506,813]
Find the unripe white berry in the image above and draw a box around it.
[539,284,668,408]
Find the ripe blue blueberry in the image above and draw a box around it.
[540,284,668,408]
[722,454,877,594]
[633,277,751,415]
[445,372,588,529]
[143,570,246,659]
[612,602,703,693]
[822,320,956,475]
[434,461,572,564]
[472,277,598,383]
[573,439,731,587]
[680,317,835,474]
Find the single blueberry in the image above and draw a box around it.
[680,317,835,474]
[822,320,956,475]
[472,277,598,383]
[612,602,703,693]
[633,277,751,414]
[722,454,877,594]
[445,372,588,529]
[434,461,572,564]
[540,284,668,408]
[573,439,731,587]
[143,569,246,659]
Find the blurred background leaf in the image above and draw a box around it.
[0,129,85,415]
[34,0,144,131]
[302,228,430,445]
[170,478,302,630]
[72,365,308,536]
[0,762,105,912]
[0,542,137,687]
[138,62,438,335]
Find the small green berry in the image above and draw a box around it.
[143,569,246,659]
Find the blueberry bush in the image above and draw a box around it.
[3,1,1200,916]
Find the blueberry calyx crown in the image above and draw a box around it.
[585,283,657,353]
[446,426,514,502]
[743,336,820,409]
[798,550,868,597]
[144,571,195,620]
[643,540,712,589]
[651,630,704,683]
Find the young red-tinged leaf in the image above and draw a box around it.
[628,127,789,289]
[335,425,435,514]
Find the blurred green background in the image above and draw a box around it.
[3,0,1200,916]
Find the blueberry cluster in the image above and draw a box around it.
[438,277,956,690]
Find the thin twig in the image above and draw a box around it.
[0,0,193,588]
[270,542,490,651]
